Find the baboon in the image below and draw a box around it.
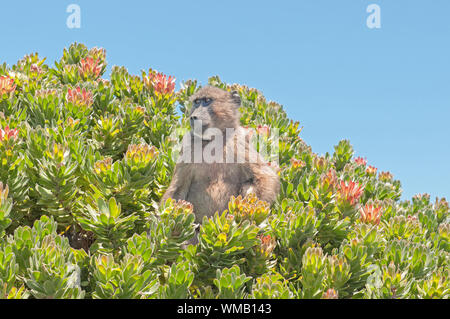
[161,86,280,225]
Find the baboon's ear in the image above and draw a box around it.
[230,90,241,106]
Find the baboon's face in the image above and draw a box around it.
[189,86,240,140]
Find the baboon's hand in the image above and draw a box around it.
[240,183,256,197]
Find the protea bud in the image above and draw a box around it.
[227,193,271,225]
[322,288,339,299]
[88,47,106,64]
[258,234,276,257]
[0,126,19,142]
[353,156,367,166]
[336,180,364,206]
[66,117,81,129]
[78,56,103,80]
[302,246,325,270]
[66,87,94,107]
[170,199,194,218]
[143,69,175,96]
[134,105,146,114]
[45,143,67,163]
[379,171,393,182]
[320,169,338,193]
[29,63,43,76]
[256,124,270,138]
[0,182,10,207]
[359,203,383,225]
[366,165,377,176]
[125,143,158,167]
[0,76,16,97]
[290,158,305,169]
[35,88,59,99]
[313,155,328,172]
[94,157,113,174]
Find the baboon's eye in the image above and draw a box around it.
[193,99,201,107]
[204,98,212,106]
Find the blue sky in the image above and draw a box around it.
[1,0,449,200]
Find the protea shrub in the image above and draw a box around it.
[0,43,447,299]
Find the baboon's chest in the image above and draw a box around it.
[186,163,244,220]
[191,163,242,193]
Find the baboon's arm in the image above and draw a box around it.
[245,163,280,204]
[160,164,192,204]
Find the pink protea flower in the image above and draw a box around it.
[359,203,383,225]
[354,156,367,166]
[256,124,270,138]
[0,76,16,96]
[0,126,19,142]
[337,180,365,205]
[29,63,43,75]
[366,165,378,176]
[143,69,175,96]
[66,87,94,107]
[78,57,103,80]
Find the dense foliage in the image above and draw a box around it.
[0,43,448,299]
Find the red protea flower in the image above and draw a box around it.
[66,87,94,107]
[354,156,367,166]
[143,69,175,96]
[0,126,19,142]
[360,203,383,225]
[0,76,16,96]
[78,57,103,80]
[337,180,364,205]
[366,165,377,176]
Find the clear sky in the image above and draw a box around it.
[1,0,449,201]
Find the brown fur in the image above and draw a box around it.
[161,86,280,224]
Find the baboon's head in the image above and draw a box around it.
[189,86,241,139]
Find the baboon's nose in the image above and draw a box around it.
[190,115,198,121]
